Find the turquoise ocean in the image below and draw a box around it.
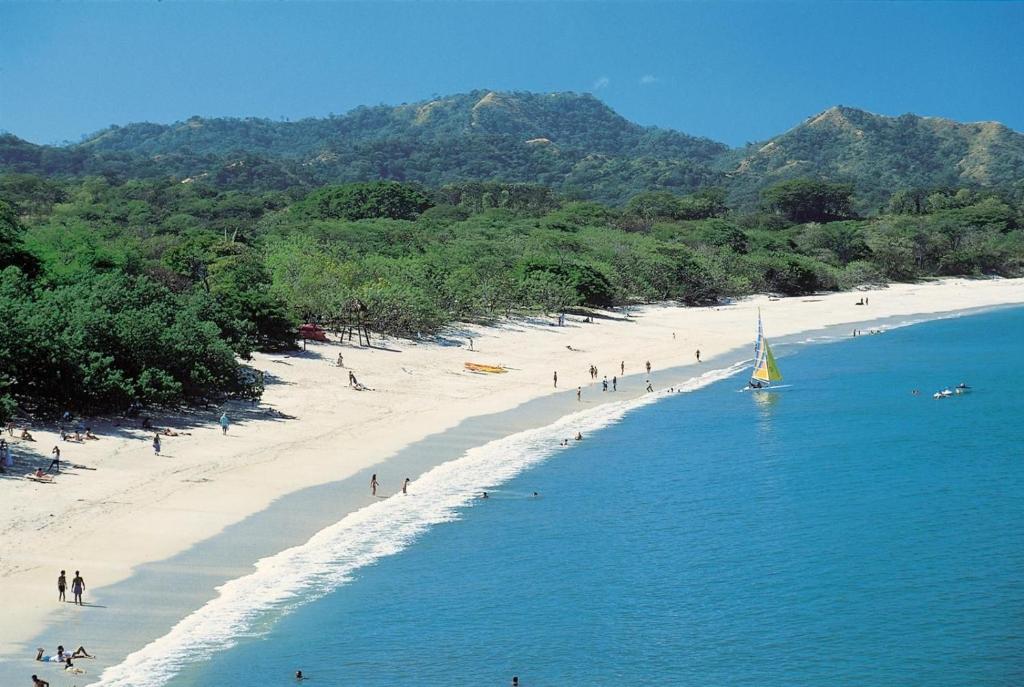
[95,307,1024,686]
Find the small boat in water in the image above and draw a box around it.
[748,311,783,390]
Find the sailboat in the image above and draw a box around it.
[749,311,783,390]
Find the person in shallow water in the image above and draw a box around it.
[295,669,305,680]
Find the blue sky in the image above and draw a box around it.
[2,1,1022,147]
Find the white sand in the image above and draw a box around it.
[1,277,1023,660]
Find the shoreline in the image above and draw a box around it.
[2,277,1024,684]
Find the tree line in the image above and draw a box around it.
[1,174,1021,421]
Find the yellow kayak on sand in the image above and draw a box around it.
[464,362,507,374]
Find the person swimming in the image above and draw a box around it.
[481,491,489,499]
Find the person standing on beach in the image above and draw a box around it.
[621,360,625,375]
[71,571,84,606]
[371,474,379,496]
[646,360,651,374]
[602,376,608,391]
[47,446,60,474]
[220,412,230,435]
[553,371,558,388]
[152,433,161,455]
[576,386,581,402]
[612,376,617,391]
[403,477,410,494]
[57,570,66,602]
[695,349,701,363]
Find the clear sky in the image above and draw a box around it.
[2,1,1022,147]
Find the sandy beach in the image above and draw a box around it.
[2,277,1024,679]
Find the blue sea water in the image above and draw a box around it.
[117,307,1024,686]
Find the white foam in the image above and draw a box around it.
[91,362,746,687]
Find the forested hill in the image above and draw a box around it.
[722,106,1024,209]
[1,91,727,205]
[2,92,1024,207]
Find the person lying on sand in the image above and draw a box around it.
[85,428,99,440]
[31,675,49,687]
[36,646,91,662]
[26,469,53,482]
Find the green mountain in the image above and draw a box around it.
[1,91,726,204]
[3,93,1023,208]
[723,106,1024,210]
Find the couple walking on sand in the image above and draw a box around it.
[57,570,85,605]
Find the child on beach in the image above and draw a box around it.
[152,434,161,455]
[220,413,230,435]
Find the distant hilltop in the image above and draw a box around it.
[3,90,1023,208]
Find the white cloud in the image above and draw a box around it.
[591,76,610,91]
[639,74,659,85]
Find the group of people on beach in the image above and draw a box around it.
[370,474,412,497]
[57,569,86,605]
[33,644,94,682]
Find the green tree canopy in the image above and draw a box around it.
[761,179,855,224]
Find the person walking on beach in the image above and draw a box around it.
[646,380,653,393]
[576,386,581,402]
[47,446,60,474]
[71,571,84,606]
[57,570,66,602]
[220,412,230,435]
[553,371,558,388]
[695,349,701,363]
[371,474,379,496]
[403,477,410,495]
[152,433,161,455]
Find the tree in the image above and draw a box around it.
[761,179,855,224]
[297,182,433,221]
[0,200,40,276]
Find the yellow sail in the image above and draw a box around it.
[751,317,783,383]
